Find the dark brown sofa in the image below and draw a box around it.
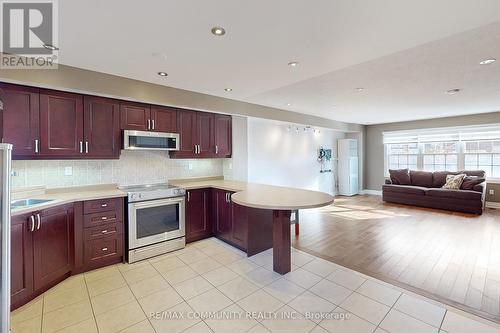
[383,170,486,215]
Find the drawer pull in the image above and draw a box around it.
[102,247,108,251]
[101,230,108,234]
[101,216,108,220]
[101,204,108,207]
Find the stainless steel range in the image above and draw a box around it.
[120,183,186,263]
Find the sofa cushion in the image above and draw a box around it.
[432,171,459,188]
[389,169,411,185]
[426,188,482,200]
[442,174,466,189]
[460,170,486,178]
[410,170,433,188]
[461,176,485,190]
[383,184,427,195]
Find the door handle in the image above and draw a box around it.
[194,145,197,154]
[152,119,155,130]
[198,144,201,154]
[85,141,89,154]
[215,145,218,154]
[187,191,190,202]
[79,141,83,153]
[36,213,41,230]
[147,119,151,130]
[30,215,35,232]
[102,247,108,251]
[34,139,39,153]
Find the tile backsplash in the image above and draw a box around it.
[11,150,224,189]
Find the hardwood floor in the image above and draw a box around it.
[292,195,500,323]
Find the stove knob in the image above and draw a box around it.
[139,193,144,199]
[130,193,137,200]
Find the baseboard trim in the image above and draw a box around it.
[486,201,500,209]
[360,189,382,196]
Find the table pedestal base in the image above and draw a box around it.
[273,210,292,274]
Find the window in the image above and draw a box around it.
[464,140,500,177]
[383,126,500,179]
[422,141,458,172]
[387,143,418,170]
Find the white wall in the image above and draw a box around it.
[223,116,248,182]
[247,117,346,195]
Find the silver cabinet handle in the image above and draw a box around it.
[30,215,35,232]
[187,191,190,202]
[101,203,108,207]
[34,139,39,153]
[79,141,83,153]
[101,230,108,234]
[36,213,41,230]
[215,145,218,154]
[85,141,89,154]
[152,119,155,130]
[102,247,108,251]
[198,144,201,154]
[147,119,151,130]
[101,216,108,220]
[194,145,197,154]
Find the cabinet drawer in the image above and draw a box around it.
[83,198,121,214]
[84,223,123,241]
[84,235,123,264]
[84,211,121,228]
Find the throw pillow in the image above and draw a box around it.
[389,169,411,185]
[442,174,466,189]
[461,176,485,190]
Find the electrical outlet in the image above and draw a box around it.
[11,170,17,177]
[64,166,73,176]
[229,162,233,170]
[188,162,193,170]
[490,189,495,195]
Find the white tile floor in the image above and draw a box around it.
[10,237,500,333]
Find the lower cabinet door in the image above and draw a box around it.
[214,189,232,243]
[32,205,74,292]
[84,235,123,265]
[186,188,211,243]
[231,203,248,250]
[11,214,34,308]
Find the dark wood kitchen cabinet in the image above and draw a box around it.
[186,188,212,243]
[32,204,74,291]
[170,110,218,158]
[121,102,177,133]
[10,213,34,309]
[214,114,232,157]
[83,96,121,158]
[120,101,151,131]
[39,90,84,157]
[0,83,40,158]
[213,189,234,244]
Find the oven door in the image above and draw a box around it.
[128,197,185,249]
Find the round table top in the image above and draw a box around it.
[231,185,334,210]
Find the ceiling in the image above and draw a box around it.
[58,0,500,125]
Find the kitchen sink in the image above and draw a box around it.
[11,199,54,209]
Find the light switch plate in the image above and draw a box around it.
[64,166,73,176]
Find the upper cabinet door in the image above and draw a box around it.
[0,83,40,158]
[84,96,121,158]
[172,109,198,157]
[39,90,84,157]
[197,112,215,157]
[214,114,232,157]
[151,106,177,133]
[120,102,151,131]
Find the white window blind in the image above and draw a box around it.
[383,125,500,178]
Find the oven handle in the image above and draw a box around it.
[130,197,185,209]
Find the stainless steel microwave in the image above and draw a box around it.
[123,130,180,151]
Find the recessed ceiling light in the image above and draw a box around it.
[211,26,226,36]
[43,43,58,50]
[286,103,292,106]
[446,88,461,95]
[479,58,496,65]
[288,61,299,67]
[355,88,364,92]
[224,88,232,92]
[157,72,168,76]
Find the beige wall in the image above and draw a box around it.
[0,62,362,133]
[364,111,500,202]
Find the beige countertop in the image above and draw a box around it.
[11,184,126,216]
[170,178,334,210]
